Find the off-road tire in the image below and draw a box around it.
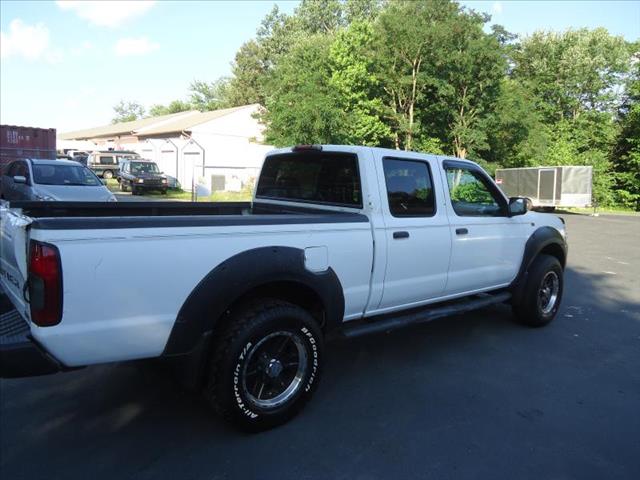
[204,299,323,432]
[102,170,113,180]
[513,254,563,327]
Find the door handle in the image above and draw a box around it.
[393,231,410,239]
[455,228,469,235]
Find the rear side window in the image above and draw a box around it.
[99,156,116,165]
[256,152,362,207]
[383,158,435,217]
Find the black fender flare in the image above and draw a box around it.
[510,226,567,304]
[163,246,345,356]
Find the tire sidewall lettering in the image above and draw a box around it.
[232,323,321,419]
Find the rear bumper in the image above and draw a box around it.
[0,310,61,378]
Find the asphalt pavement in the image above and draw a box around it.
[1,213,639,480]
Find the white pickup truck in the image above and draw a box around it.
[0,145,567,430]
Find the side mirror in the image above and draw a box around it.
[508,197,532,216]
[13,175,27,184]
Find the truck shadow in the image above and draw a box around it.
[1,265,639,479]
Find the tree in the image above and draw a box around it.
[372,0,459,150]
[263,35,349,146]
[513,28,630,123]
[226,40,267,106]
[510,29,632,205]
[148,99,192,117]
[372,1,503,155]
[484,79,546,167]
[112,100,145,123]
[434,10,505,159]
[189,78,233,111]
[295,0,345,34]
[612,51,640,209]
[329,21,391,146]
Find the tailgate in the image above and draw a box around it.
[0,202,32,317]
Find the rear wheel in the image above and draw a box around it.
[102,170,113,180]
[204,300,323,432]
[512,254,563,327]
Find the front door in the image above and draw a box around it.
[443,161,527,295]
[374,155,452,313]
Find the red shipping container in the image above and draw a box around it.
[0,125,57,168]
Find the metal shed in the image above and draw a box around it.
[494,166,593,208]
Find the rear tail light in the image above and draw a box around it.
[28,241,63,327]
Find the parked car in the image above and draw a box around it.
[0,145,567,432]
[118,159,168,195]
[165,174,181,190]
[87,150,140,179]
[0,158,116,202]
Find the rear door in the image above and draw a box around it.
[372,152,452,313]
[538,168,556,205]
[442,160,527,295]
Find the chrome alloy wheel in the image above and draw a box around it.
[538,271,560,315]
[241,331,308,409]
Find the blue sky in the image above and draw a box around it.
[1,1,638,133]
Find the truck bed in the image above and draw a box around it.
[7,201,368,230]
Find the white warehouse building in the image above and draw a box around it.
[58,104,273,191]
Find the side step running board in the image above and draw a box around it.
[338,291,512,339]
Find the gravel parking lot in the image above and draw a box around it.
[1,213,639,480]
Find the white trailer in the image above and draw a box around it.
[495,166,592,209]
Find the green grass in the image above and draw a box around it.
[107,178,253,202]
[558,206,639,216]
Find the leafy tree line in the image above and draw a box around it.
[114,0,640,209]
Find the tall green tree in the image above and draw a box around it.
[512,28,630,123]
[263,35,349,146]
[226,40,267,105]
[329,21,391,146]
[372,0,459,150]
[112,100,145,123]
[612,51,640,209]
[485,79,546,167]
[148,99,192,117]
[188,78,233,111]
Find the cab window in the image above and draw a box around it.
[383,158,435,217]
[444,165,505,217]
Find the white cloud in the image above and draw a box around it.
[56,1,156,28]
[114,37,159,56]
[71,41,94,56]
[0,19,63,63]
[492,2,503,14]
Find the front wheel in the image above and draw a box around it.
[512,254,563,327]
[102,170,113,180]
[204,300,323,432]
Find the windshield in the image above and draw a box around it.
[32,164,102,186]
[130,162,160,174]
